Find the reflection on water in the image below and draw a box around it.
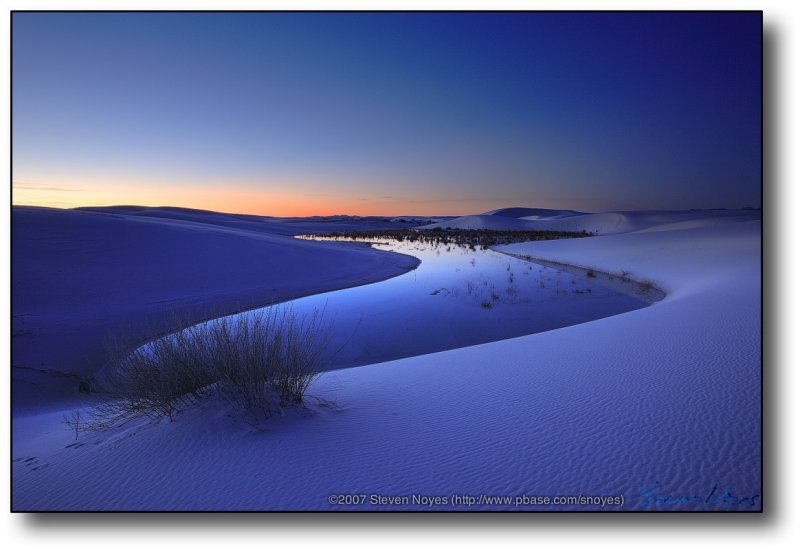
[209,238,649,371]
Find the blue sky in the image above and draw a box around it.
[12,12,761,215]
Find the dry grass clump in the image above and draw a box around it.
[97,305,332,425]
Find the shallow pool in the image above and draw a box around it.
[222,237,650,371]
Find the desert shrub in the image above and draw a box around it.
[101,322,217,422]
[78,377,94,394]
[206,310,281,419]
[64,410,87,440]
[271,307,332,405]
[100,305,332,424]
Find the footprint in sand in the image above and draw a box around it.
[14,456,48,470]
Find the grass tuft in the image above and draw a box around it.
[97,305,332,425]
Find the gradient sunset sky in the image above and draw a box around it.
[12,12,761,217]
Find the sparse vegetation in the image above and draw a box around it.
[586,269,597,278]
[97,305,332,425]
[480,299,493,309]
[78,377,94,394]
[64,410,87,440]
[298,227,591,249]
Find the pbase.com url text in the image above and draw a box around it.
[327,493,625,508]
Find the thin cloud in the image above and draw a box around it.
[12,183,85,192]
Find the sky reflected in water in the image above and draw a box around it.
[228,238,650,371]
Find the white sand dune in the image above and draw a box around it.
[11,207,760,511]
[482,207,585,219]
[422,208,760,236]
[11,206,418,414]
[77,205,429,236]
[520,209,761,235]
[420,214,543,231]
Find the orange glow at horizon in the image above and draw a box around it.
[11,181,495,218]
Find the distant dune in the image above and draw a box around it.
[420,214,543,231]
[481,206,585,219]
[77,205,435,236]
[421,207,760,235]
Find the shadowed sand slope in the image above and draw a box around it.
[11,206,419,413]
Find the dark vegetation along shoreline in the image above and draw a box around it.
[500,253,667,304]
[298,227,592,249]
